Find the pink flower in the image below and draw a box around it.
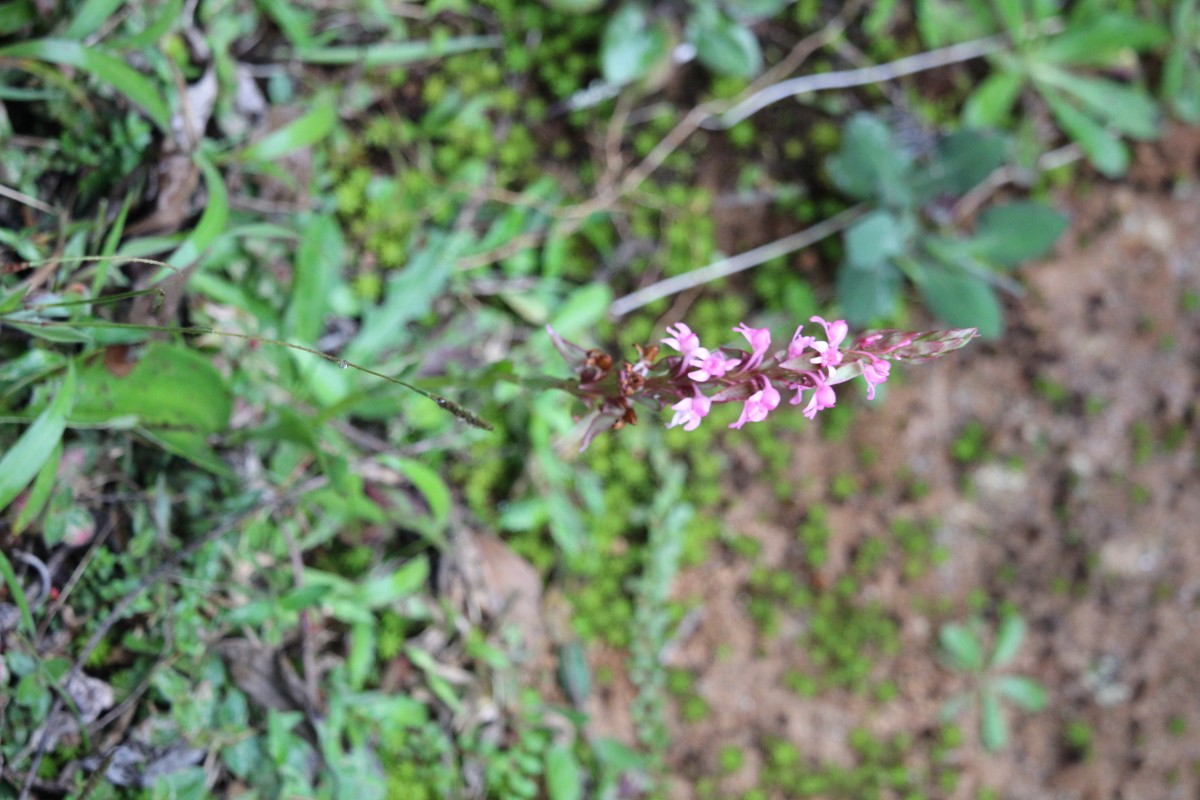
[733,323,772,371]
[809,316,848,368]
[793,370,836,419]
[667,389,712,432]
[688,350,741,381]
[729,378,781,429]
[662,323,703,360]
[861,357,890,399]
[788,325,816,359]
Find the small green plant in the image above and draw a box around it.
[939,614,1048,751]
[917,0,1168,175]
[1164,0,1200,122]
[826,113,1068,335]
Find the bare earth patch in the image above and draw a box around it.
[589,128,1200,798]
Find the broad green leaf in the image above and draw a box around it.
[980,688,1008,751]
[836,260,902,325]
[825,113,913,206]
[1039,14,1169,66]
[1033,66,1159,139]
[601,5,670,86]
[970,201,1068,267]
[964,71,1026,128]
[72,341,231,432]
[294,35,500,66]
[392,458,450,530]
[916,128,1008,200]
[939,622,984,672]
[357,557,430,608]
[0,361,74,511]
[167,152,228,269]
[990,615,1027,667]
[239,100,337,163]
[0,0,34,36]
[844,211,909,269]
[994,675,1048,710]
[914,260,1004,338]
[1040,87,1127,177]
[0,39,170,130]
[285,215,343,344]
[546,744,583,800]
[688,8,763,79]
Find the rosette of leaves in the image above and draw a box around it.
[588,0,787,88]
[918,0,1168,176]
[939,615,1048,752]
[826,113,1068,337]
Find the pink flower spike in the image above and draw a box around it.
[729,378,781,429]
[667,389,712,432]
[688,350,741,382]
[662,323,703,360]
[801,371,837,420]
[733,323,772,371]
[861,357,890,400]
[809,316,848,368]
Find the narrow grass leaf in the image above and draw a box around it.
[0,39,170,130]
[61,0,127,39]
[13,441,60,535]
[0,551,35,634]
[0,361,74,511]
[167,152,228,269]
[295,35,500,66]
[239,100,337,163]
[285,215,342,344]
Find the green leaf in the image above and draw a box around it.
[285,215,343,344]
[994,675,1048,711]
[549,283,613,338]
[836,260,902,325]
[358,557,430,608]
[392,458,451,531]
[990,0,1026,40]
[916,0,995,47]
[13,441,60,535]
[0,0,35,36]
[1040,87,1128,177]
[964,70,1026,128]
[0,39,170,131]
[0,361,74,511]
[1163,48,1200,123]
[167,152,228,269]
[980,688,1008,751]
[688,8,763,79]
[939,622,984,672]
[71,341,232,432]
[601,5,670,86]
[916,128,1008,200]
[844,211,909,269]
[294,35,500,66]
[61,0,126,39]
[969,201,1068,267]
[137,429,233,477]
[914,260,1004,338]
[4,322,94,343]
[1039,14,1169,67]
[1033,66,1160,139]
[0,550,35,634]
[990,615,1027,668]
[239,100,337,162]
[826,114,913,206]
[546,744,583,800]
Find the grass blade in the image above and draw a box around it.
[0,361,75,511]
[294,35,500,66]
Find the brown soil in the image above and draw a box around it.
[589,126,1200,799]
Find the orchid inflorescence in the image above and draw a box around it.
[549,318,978,450]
